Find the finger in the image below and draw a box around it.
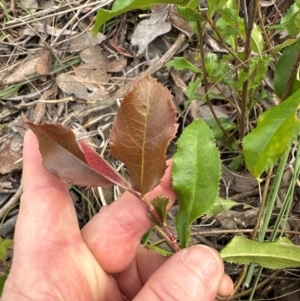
[112,246,169,299]
[133,245,227,301]
[113,246,233,300]
[81,161,176,273]
[219,274,234,297]
[14,130,81,258]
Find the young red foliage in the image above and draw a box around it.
[23,115,129,188]
[110,75,178,196]
[79,141,131,190]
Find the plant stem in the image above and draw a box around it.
[256,0,277,62]
[244,150,289,290]
[250,167,273,240]
[149,208,180,252]
[197,21,233,143]
[281,51,300,101]
[136,193,180,252]
[239,0,258,140]
[231,270,281,299]
[203,13,245,66]
[232,167,273,293]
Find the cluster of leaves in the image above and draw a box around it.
[23,76,224,251]
[94,0,300,175]
[91,0,300,280]
[25,74,300,270]
[18,0,300,296]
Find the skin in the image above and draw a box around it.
[1,130,234,301]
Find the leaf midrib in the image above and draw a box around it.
[140,84,151,194]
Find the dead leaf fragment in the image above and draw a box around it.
[34,84,57,123]
[222,165,258,193]
[110,75,178,195]
[69,32,106,52]
[20,0,38,12]
[131,6,172,55]
[106,56,127,73]
[190,103,229,121]
[0,134,23,174]
[73,63,110,87]
[216,208,258,229]
[35,49,52,81]
[80,46,105,63]
[80,46,127,72]
[57,73,108,102]
[169,5,194,38]
[2,56,40,85]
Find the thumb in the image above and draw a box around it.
[133,245,225,301]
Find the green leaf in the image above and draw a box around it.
[0,238,12,261]
[150,196,169,225]
[286,12,300,37]
[229,153,243,171]
[206,117,236,140]
[177,5,205,22]
[278,3,300,36]
[0,273,8,296]
[215,17,239,48]
[243,89,300,178]
[112,0,133,10]
[173,119,221,247]
[221,236,300,269]
[146,245,174,256]
[207,0,228,18]
[205,197,240,215]
[92,0,187,34]
[141,229,152,244]
[251,23,264,54]
[249,55,270,89]
[186,78,202,99]
[233,56,270,90]
[166,57,201,73]
[274,39,300,99]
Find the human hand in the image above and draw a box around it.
[1,130,233,301]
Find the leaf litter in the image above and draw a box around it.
[1,1,299,299]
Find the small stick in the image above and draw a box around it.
[0,183,23,219]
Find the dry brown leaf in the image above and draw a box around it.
[222,165,258,193]
[34,84,57,123]
[73,63,111,88]
[20,0,38,12]
[35,49,52,82]
[32,24,77,36]
[190,103,229,121]
[215,208,258,229]
[68,32,106,52]
[80,46,127,73]
[106,56,127,73]
[110,75,178,195]
[56,73,108,102]
[2,56,40,85]
[131,6,171,55]
[0,134,23,174]
[80,46,105,63]
[169,5,194,38]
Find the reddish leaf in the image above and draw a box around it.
[23,115,130,188]
[79,141,131,189]
[110,75,178,196]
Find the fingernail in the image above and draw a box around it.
[182,245,222,280]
